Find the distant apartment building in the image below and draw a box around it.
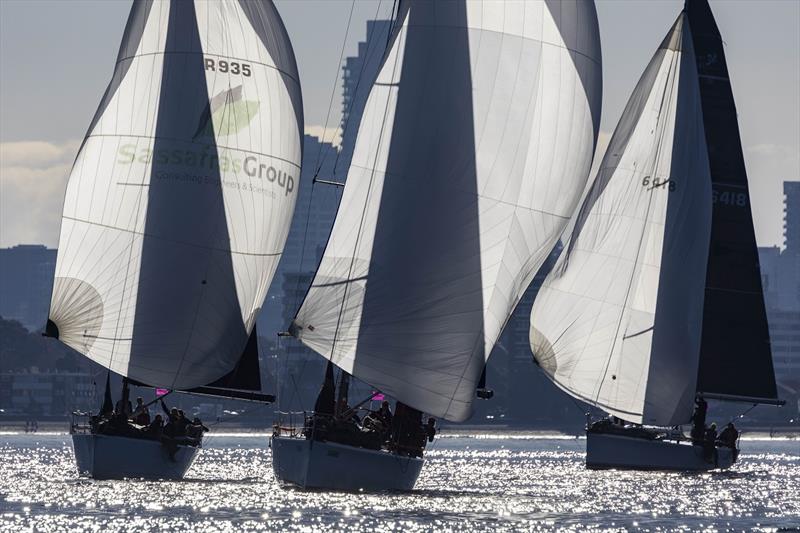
[759,181,800,405]
[0,370,94,416]
[338,19,393,175]
[260,21,394,409]
[0,244,56,331]
[784,181,800,253]
[257,134,339,338]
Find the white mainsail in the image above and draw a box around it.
[48,0,303,389]
[292,0,602,422]
[529,14,713,426]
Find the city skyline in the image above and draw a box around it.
[1,0,798,250]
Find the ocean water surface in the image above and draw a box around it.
[0,432,797,531]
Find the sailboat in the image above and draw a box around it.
[44,0,303,480]
[529,0,782,472]
[272,0,602,491]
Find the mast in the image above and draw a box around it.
[291,0,602,422]
[685,0,780,404]
[45,0,302,400]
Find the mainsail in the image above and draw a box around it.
[47,0,303,392]
[530,0,781,427]
[686,0,779,403]
[292,0,602,422]
[530,14,711,426]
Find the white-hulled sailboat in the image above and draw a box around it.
[529,0,782,472]
[272,0,602,491]
[44,0,303,480]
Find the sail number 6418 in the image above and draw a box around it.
[712,189,748,207]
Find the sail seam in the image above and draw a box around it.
[113,51,301,86]
[61,215,284,257]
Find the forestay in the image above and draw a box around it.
[47,0,303,389]
[292,0,602,422]
[530,14,713,426]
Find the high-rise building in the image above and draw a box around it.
[0,245,56,331]
[264,21,394,410]
[784,181,800,253]
[338,19,393,176]
[759,181,800,415]
[257,134,340,338]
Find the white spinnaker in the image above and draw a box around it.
[529,15,713,426]
[48,0,302,389]
[293,0,601,422]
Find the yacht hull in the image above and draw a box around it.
[72,433,200,480]
[586,432,736,471]
[271,435,423,491]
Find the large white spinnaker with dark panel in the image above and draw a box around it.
[530,0,781,472]
[290,0,602,422]
[46,0,302,399]
[530,15,711,427]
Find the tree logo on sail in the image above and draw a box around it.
[193,86,259,140]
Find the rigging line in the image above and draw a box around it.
[312,0,357,179]
[331,0,394,177]
[326,1,405,372]
[591,47,681,411]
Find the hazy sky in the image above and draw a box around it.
[1,0,797,248]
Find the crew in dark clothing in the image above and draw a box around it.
[336,398,361,426]
[186,417,209,443]
[115,398,133,418]
[425,418,436,443]
[147,415,164,440]
[115,378,133,418]
[703,423,718,463]
[159,401,182,460]
[132,397,150,425]
[690,397,708,444]
[176,410,189,436]
[377,401,393,428]
[161,400,181,438]
[718,422,739,449]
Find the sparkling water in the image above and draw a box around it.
[0,433,797,531]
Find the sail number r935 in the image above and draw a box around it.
[204,58,251,77]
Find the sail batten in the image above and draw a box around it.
[48,0,302,391]
[293,0,602,422]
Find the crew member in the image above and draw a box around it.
[690,396,708,444]
[718,422,739,449]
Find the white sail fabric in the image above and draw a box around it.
[292,0,602,422]
[529,15,713,426]
[48,0,302,389]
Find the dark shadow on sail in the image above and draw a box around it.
[687,0,778,400]
[129,0,249,389]
[544,0,602,136]
[354,1,485,418]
